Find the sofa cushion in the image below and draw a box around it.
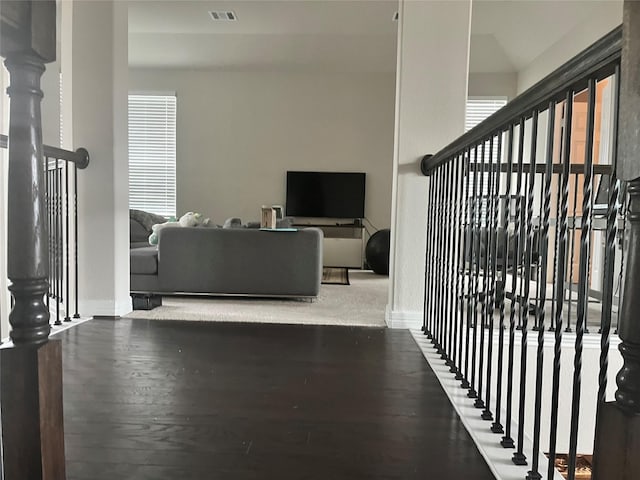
[130,246,159,275]
[130,218,150,243]
[130,209,167,231]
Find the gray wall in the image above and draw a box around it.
[468,72,517,100]
[129,69,397,230]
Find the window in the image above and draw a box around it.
[128,94,176,217]
[466,97,507,222]
[465,97,507,132]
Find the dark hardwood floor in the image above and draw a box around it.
[60,320,494,479]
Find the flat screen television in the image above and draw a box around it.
[286,171,366,219]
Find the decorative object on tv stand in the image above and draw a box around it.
[272,205,284,220]
[261,206,276,229]
[365,228,390,275]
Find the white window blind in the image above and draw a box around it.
[466,98,507,132]
[128,94,176,217]
[466,98,507,223]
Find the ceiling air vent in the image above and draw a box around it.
[209,11,237,21]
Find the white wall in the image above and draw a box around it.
[387,0,471,328]
[129,69,396,231]
[517,2,623,93]
[65,0,130,317]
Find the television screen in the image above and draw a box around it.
[285,171,366,219]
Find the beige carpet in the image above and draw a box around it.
[125,270,388,327]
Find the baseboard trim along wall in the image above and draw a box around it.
[79,299,132,318]
[385,308,423,329]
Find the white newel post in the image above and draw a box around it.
[63,0,130,317]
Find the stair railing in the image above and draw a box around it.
[421,21,629,480]
[0,134,89,329]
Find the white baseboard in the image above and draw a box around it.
[385,308,422,329]
[79,298,132,318]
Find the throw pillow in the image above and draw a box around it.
[148,221,179,245]
[223,217,243,229]
[130,209,168,232]
[179,211,210,228]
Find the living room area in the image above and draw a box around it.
[125,1,398,326]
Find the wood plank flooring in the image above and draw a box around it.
[59,320,494,479]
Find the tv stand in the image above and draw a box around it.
[292,220,364,269]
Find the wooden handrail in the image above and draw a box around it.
[0,133,89,168]
[421,25,622,175]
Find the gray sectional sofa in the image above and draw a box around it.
[130,226,323,298]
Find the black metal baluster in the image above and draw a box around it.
[502,117,526,449]
[442,161,453,363]
[475,141,488,409]
[54,160,61,326]
[547,90,574,480]
[455,153,466,380]
[45,159,50,313]
[428,165,440,340]
[532,169,545,331]
[450,154,462,374]
[450,159,460,368]
[73,163,80,319]
[549,102,566,335]
[441,164,450,356]
[462,147,473,389]
[566,172,579,333]
[483,134,501,422]
[468,145,480,399]
[50,161,54,307]
[435,165,444,351]
[430,167,439,343]
[597,66,620,410]
[58,161,63,307]
[423,160,436,337]
[439,166,448,354]
[50,159,55,313]
[64,160,71,322]
[513,110,540,466]
[49,160,54,320]
[516,167,528,333]
[430,167,440,341]
[434,167,444,351]
[446,159,456,368]
[527,101,557,480]
[549,172,563,333]
[567,77,597,480]
[584,172,595,336]
[492,126,515,435]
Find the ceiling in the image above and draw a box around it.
[128,0,622,74]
